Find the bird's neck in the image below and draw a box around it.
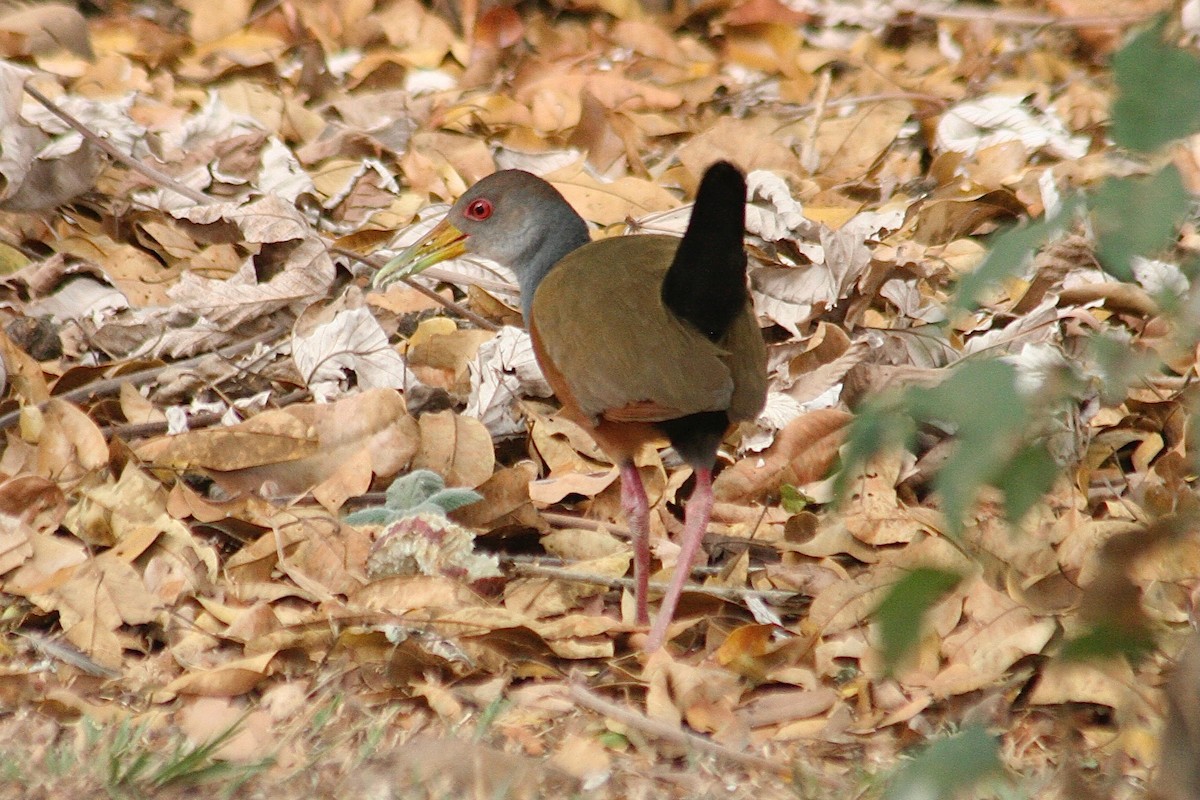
[518,215,590,322]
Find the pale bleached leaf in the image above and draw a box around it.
[465,326,553,439]
[168,237,335,329]
[259,136,316,202]
[961,297,1060,357]
[1132,256,1188,298]
[745,169,815,242]
[292,306,417,396]
[935,94,1089,159]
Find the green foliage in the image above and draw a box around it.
[876,568,963,674]
[1061,620,1158,664]
[43,716,275,798]
[955,18,1198,302]
[834,395,916,501]
[1111,16,1200,152]
[953,196,1081,312]
[884,726,1003,800]
[1095,19,1197,281]
[1088,333,1159,403]
[843,18,1200,687]
[345,469,482,525]
[995,442,1059,524]
[841,361,1057,535]
[1092,166,1190,280]
[779,483,812,513]
[912,361,1034,531]
[474,696,509,738]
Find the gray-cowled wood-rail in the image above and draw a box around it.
[373,161,768,652]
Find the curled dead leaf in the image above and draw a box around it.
[0,3,92,58]
[34,399,109,482]
[714,409,852,503]
[159,651,277,698]
[451,461,539,530]
[138,389,418,508]
[0,513,34,575]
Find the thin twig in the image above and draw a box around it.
[102,389,309,441]
[541,510,628,536]
[0,325,286,432]
[539,510,780,558]
[799,68,831,173]
[900,2,1152,28]
[566,682,789,775]
[419,264,517,295]
[509,562,798,605]
[503,551,728,578]
[22,82,213,207]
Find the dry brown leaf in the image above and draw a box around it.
[452,461,539,530]
[139,389,418,508]
[714,409,852,503]
[33,399,108,483]
[1048,0,1169,53]
[529,468,619,505]
[413,409,495,489]
[178,697,275,761]
[842,450,922,546]
[352,574,486,614]
[160,651,277,698]
[118,382,166,425]
[0,3,92,58]
[676,116,805,183]
[927,577,1056,697]
[545,162,679,227]
[807,535,972,638]
[722,0,810,26]
[0,524,87,598]
[27,552,161,668]
[528,410,610,475]
[644,653,745,741]
[737,687,837,730]
[912,185,1026,245]
[713,624,784,680]
[0,474,66,529]
[407,324,494,394]
[0,513,34,575]
[505,552,629,619]
[0,328,49,407]
[541,527,626,561]
[810,100,914,183]
[568,89,634,173]
[723,25,804,81]
[1026,657,1140,711]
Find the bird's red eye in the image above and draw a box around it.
[464,198,493,220]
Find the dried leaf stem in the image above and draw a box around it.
[510,561,797,606]
[0,325,286,432]
[22,82,214,207]
[565,681,789,775]
[904,2,1152,28]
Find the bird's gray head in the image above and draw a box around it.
[372,170,591,320]
[445,170,590,289]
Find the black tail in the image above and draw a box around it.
[661,161,748,343]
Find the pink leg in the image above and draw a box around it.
[645,467,713,652]
[619,461,651,625]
